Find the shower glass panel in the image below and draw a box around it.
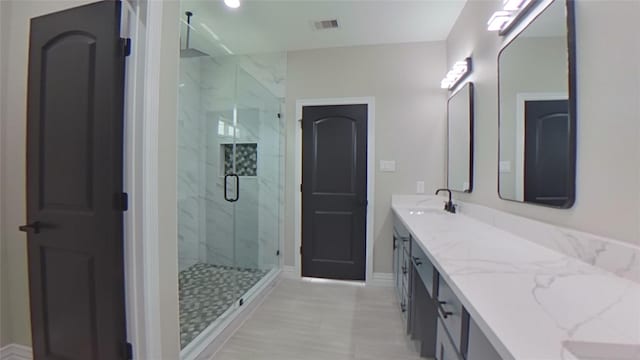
[176,18,283,350]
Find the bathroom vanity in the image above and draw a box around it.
[391,196,640,360]
[393,208,499,360]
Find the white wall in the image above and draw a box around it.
[0,0,10,348]
[446,0,640,246]
[284,42,448,273]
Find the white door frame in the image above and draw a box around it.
[122,0,166,358]
[294,97,375,282]
[514,92,568,200]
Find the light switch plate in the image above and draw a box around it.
[416,181,425,194]
[380,160,396,172]
[499,161,512,173]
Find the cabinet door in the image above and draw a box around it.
[436,318,462,360]
[437,275,464,350]
[393,234,401,299]
[466,318,502,360]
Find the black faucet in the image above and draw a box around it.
[435,188,456,214]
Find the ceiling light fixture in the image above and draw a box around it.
[440,57,472,90]
[224,0,240,9]
[487,0,536,34]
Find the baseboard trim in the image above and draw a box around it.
[281,265,298,279]
[0,344,33,360]
[368,272,393,287]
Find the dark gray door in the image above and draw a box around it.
[22,2,128,359]
[302,104,367,280]
[524,99,570,206]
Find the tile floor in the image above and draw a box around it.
[211,278,423,360]
[179,263,269,348]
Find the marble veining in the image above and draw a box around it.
[393,195,640,284]
[392,195,640,360]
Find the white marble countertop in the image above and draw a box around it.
[391,196,640,360]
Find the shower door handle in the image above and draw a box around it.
[224,174,240,202]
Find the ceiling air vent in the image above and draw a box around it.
[313,19,339,30]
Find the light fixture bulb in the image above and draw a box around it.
[487,11,513,31]
[224,0,240,9]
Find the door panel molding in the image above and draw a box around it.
[294,97,375,282]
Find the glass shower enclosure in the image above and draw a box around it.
[176,30,283,351]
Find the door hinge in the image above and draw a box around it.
[115,192,129,211]
[276,250,280,256]
[121,38,132,57]
[300,184,303,193]
[299,119,303,129]
[125,342,133,360]
[300,246,302,255]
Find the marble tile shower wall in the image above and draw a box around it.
[178,57,208,272]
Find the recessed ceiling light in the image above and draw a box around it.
[224,0,240,9]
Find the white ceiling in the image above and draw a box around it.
[180,0,468,57]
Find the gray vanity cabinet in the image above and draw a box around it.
[393,222,411,320]
[436,275,465,350]
[409,238,438,358]
[393,215,501,360]
[466,318,502,360]
[436,318,462,360]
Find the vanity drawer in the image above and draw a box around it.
[436,274,465,351]
[411,238,435,297]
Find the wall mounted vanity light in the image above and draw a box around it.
[440,57,473,90]
[487,0,537,35]
[224,0,241,9]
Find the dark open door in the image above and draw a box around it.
[22,2,128,359]
[302,104,367,281]
[524,99,570,207]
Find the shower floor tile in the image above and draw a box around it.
[179,263,269,348]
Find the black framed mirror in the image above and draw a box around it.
[447,82,474,193]
[497,0,576,208]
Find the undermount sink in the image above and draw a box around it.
[407,208,446,215]
[563,341,640,360]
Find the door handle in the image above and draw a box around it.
[437,300,453,319]
[413,256,423,266]
[19,221,41,234]
[224,174,240,202]
[231,174,239,202]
